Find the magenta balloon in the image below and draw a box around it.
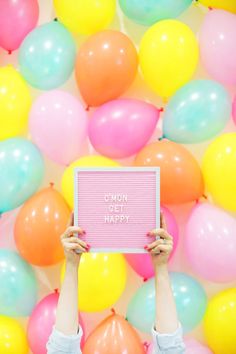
[0,0,39,52]
[125,206,179,279]
[199,10,236,85]
[232,96,236,126]
[88,98,160,159]
[184,339,213,354]
[27,292,85,354]
[185,203,236,283]
[30,90,88,165]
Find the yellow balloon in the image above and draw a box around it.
[0,66,31,141]
[53,0,116,35]
[198,0,236,13]
[61,155,120,209]
[204,288,236,354]
[202,133,236,212]
[61,253,127,312]
[139,20,199,99]
[0,316,28,354]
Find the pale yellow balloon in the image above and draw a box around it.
[0,316,28,354]
[202,133,236,212]
[61,253,127,312]
[0,66,31,141]
[61,155,120,209]
[53,0,116,35]
[199,0,236,13]
[139,20,199,99]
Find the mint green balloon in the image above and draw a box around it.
[163,80,231,143]
[0,249,37,316]
[126,272,207,333]
[19,21,76,90]
[119,0,193,26]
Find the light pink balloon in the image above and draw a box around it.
[184,339,213,354]
[125,206,179,280]
[185,202,236,283]
[0,0,39,53]
[30,90,88,166]
[88,98,160,159]
[199,10,236,85]
[232,96,236,125]
[27,292,85,354]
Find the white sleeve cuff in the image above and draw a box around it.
[46,326,83,354]
[152,323,186,353]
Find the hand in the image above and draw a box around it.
[61,213,90,266]
[145,212,173,268]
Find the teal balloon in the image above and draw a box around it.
[119,0,193,26]
[0,138,44,213]
[163,80,231,143]
[0,249,37,316]
[19,21,76,89]
[126,272,207,333]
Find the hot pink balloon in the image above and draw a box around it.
[88,98,160,159]
[27,291,85,354]
[125,206,179,280]
[232,95,236,125]
[185,202,236,283]
[0,0,39,53]
[184,339,213,354]
[199,10,236,85]
[30,90,88,166]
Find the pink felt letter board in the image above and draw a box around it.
[74,167,160,253]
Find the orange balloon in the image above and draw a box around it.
[83,312,145,354]
[75,30,138,107]
[14,185,70,266]
[134,139,204,204]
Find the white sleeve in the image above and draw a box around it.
[46,326,83,354]
[152,324,186,354]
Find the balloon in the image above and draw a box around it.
[163,80,231,143]
[139,20,199,99]
[0,316,28,354]
[198,0,236,13]
[185,202,236,283]
[83,312,145,354]
[75,30,138,107]
[88,98,160,159]
[0,66,31,141]
[126,273,207,333]
[119,0,193,26]
[53,0,116,35]
[14,185,70,266]
[202,133,236,212]
[134,140,204,204]
[199,10,236,85]
[204,288,236,354]
[0,249,37,316]
[0,138,44,213]
[0,0,39,53]
[125,205,179,279]
[19,21,76,90]
[232,95,236,126]
[61,155,119,209]
[61,254,127,312]
[27,292,85,354]
[184,339,213,354]
[30,90,88,165]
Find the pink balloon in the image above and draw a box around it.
[232,95,236,125]
[30,90,88,166]
[199,10,236,85]
[88,98,160,159]
[125,206,179,280]
[27,292,85,354]
[184,339,213,354]
[0,0,39,52]
[185,202,236,283]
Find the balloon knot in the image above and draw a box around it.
[143,342,150,351]
[208,6,213,10]
[85,105,90,112]
[54,288,59,294]
[54,17,58,21]
[111,308,116,315]
[158,135,165,141]
[202,194,208,200]
[143,277,148,282]
[8,50,12,55]
[50,182,54,188]
[158,107,164,113]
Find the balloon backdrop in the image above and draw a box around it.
[184,339,213,354]
[198,0,236,13]
[163,79,231,143]
[0,315,29,354]
[14,185,70,266]
[232,95,236,125]
[0,138,44,213]
[29,90,88,165]
[61,254,127,312]
[75,30,138,107]
[19,21,76,89]
[0,249,37,316]
[140,19,199,98]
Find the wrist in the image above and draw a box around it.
[154,263,169,278]
[65,258,80,272]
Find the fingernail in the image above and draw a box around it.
[82,230,86,235]
[146,232,151,236]
[144,245,148,250]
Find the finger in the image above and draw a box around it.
[63,237,88,248]
[150,244,172,254]
[160,212,167,231]
[62,226,85,238]
[67,212,74,227]
[64,243,88,252]
[145,239,165,250]
[147,228,172,240]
